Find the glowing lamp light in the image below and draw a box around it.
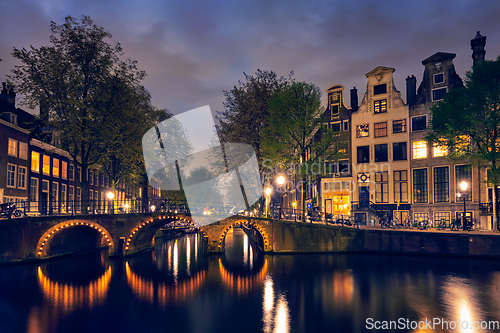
[277,175,285,186]
[460,181,468,192]
[150,205,156,212]
[265,187,272,196]
[107,192,114,200]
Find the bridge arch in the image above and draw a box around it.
[217,220,269,252]
[37,220,114,258]
[124,214,193,254]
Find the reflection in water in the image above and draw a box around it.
[218,258,268,296]
[125,233,207,307]
[8,244,500,333]
[37,265,111,313]
[441,276,484,333]
[125,261,205,307]
[262,275,290,333]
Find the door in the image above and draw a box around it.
[359,186,369,208]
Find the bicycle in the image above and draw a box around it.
[417,218,430,230]
[380,215,395,229]
[437,218,448,230]
[450,218,461,231]
[403,216,413,229]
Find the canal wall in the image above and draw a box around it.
[272,222,500,259]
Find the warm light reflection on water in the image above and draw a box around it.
[441,275,484,333]
[218,258,268,296]
[37,265,111,313]
[125,261,205,306]
[262,275,290,333]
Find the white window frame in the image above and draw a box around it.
[411,115,427,132]
[343,120,349,132]
[433,73,445,85]
[18,142,28,160]
[412,140,428,160]
[89,170,94,185]
[77,166,82,182]
[30,177,39,211]
[18,166,27,190]
[7,163,17,188]
[432,87,447,102]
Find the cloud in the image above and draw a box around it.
[1,0,499,115]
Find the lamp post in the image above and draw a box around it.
[277,175,285,219]
[107,191,114,214]
[460,181,469,230]
[292,202,297,222]
[265,187,272,218]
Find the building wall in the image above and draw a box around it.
[351,66,410,223]
[0,119,30,204]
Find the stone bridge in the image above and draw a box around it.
[0,213,363,263]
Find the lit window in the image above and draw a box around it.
[356,124,369,138]
[43,155,50,175]
[19,142,28,160]
[62,161,68,179]
[393,119,407,133]
[31,152,40,173]
[8,138,17,157]
[53,158,59,177]
[7,164,16,188]
[374,122,387,137]
[412,141,427,159]
[374,99,387,114]
[433,141,448,157]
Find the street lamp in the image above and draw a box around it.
[292,201,297,222]
[276,175,285,219]
[107,191,114,214]
[265,187,272,218]
[460,181,469,230]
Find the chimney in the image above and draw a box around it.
[8,85,16,107]
[350,87,358,112]
[406,75,417,106]
[471,31,486,67]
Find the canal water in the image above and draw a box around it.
[2,228,500,333]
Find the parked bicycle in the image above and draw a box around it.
[0,201,23,218]
[380,215,396,229]
[450,218,461,231]
[404,216,413,229]
[437,218,448,230]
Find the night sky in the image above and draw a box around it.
[1,0,500,116]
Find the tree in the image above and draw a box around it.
[9,15,153,213]
[261,81,345,216]
[426,56,500,229]
[216,69,294,164]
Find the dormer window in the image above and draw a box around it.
[374,84,387,95]
[374,99,387,114]
[434,73,445,84]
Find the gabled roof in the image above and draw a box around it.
[326,84,344,91]
[422,52,456,65]
[365,66,395,77]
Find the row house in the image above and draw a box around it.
[318,31,490,228]
[350,66,410,225]
[1,83,158,215]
